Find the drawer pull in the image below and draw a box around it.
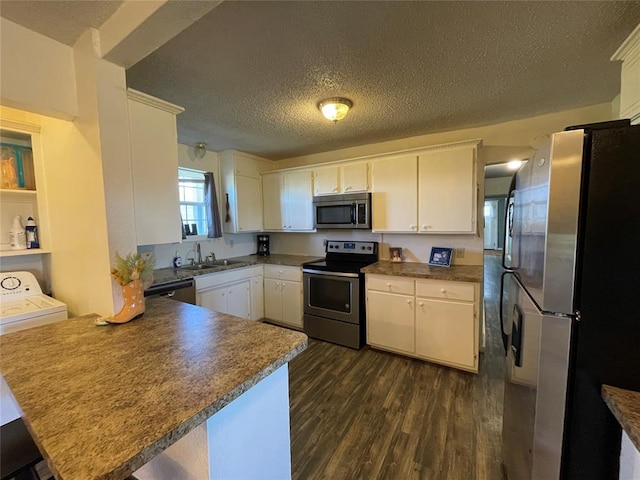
[387,282,392,287]
[406,299,412,304]
[419,302,424,307]
[441,288,446,294]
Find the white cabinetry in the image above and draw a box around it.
[371,154,418,232]
[263,265,303,329]
[370,141,479,234]
[127,89,184,246]
[195,266,263,321]
[262,171,314,231]
[313,162,369,196]
[418,146,476,233]
[220,151,272,233]
[612,24,640,124]
[366,274,479,373]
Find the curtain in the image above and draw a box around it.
[204,172,223,238]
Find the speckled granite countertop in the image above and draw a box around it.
[151,254,323,287]
[602,385,640,451]
[361,261,483,283]
[0,298,307,480]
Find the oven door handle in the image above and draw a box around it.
[303,269,360,278]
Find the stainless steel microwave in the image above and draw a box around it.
[313,192,371,229]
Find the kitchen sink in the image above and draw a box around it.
[178,259,246,270]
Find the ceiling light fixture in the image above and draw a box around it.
[507,159,523,170]
[194,142,207,160]
[318,97,353,123]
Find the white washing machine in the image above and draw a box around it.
[0,271,67,425]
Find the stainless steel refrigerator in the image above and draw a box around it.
[500,121,640,480]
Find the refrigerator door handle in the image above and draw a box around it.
[499,270,515,355]
[510,303,524,368]
[502,173,517,270]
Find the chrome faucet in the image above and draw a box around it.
[195,242,203,264]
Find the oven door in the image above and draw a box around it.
[303,270,360,324]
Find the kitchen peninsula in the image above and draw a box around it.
[0,298,307,480]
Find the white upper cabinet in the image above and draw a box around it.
[371,154,418,232]
[418,145,476,233]
[612,24,640,124]
[313,162,369,196]
[341,162,369,193]
[127,89,184,246]
[371,141,479,234]
[313,166,340,195]
[220,151,272,233]
[262,170,314,231]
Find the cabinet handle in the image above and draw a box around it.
[406,299,412,304]
[440,288,446,294]
[387,282,392,288]
[422,225,428,230]
[419,302,424,307]
[332,187,338,192]
[410,225,417,231]
[345,186,352,191]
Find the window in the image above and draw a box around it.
[178,168,207,237]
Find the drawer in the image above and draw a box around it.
[264,265,301,282]
[416,279,475,302]
[367,274,414,295]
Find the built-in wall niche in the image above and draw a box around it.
[0,129,46,256]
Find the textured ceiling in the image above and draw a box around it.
[0,0,123,46]
[3,2,639,161]
[125,1,640,160]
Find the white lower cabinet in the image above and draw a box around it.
[263,265,303,329]
[366,274,479,373]
[195,266,263,321]
[367,291,415,354]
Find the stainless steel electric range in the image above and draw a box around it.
[302,240,378,349]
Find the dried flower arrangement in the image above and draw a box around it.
[111,252,155,288]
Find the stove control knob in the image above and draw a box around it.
[367,246,372,250]
[361,246,365,250]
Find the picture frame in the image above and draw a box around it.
[428,247,453,268]
[389,247,403,263]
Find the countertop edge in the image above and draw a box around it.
[109,336,308,480]
[361,261,483,283]
[602,385,640,452]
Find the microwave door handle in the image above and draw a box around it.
[351,203,357,225]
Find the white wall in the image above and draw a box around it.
[0,18,78,119]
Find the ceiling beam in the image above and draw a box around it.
[97,0,223,68]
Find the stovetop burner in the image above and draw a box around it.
[302,240,379,273]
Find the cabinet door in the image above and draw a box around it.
[284,171,314,231]
[264,278,283,321]
[250,274,264,321]
[262,173,285,231]
[314,167,340,195]
[371,155,418,232]
[227,280,251,320]
[367,290,415,353]
[198,286,228,314]
[236,175,262,232]
[342,163,369,192]
[415,298,475,368]
[280,280,302,328]
[128,98,182,245]
[418,146,476,233]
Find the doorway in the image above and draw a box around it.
[484,199,500,250]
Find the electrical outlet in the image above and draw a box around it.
[456,248,465,259]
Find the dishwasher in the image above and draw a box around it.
[144,278,196,305]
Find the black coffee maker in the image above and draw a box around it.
[257,235,270,256]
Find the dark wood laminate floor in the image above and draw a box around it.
[288,254,506,480]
